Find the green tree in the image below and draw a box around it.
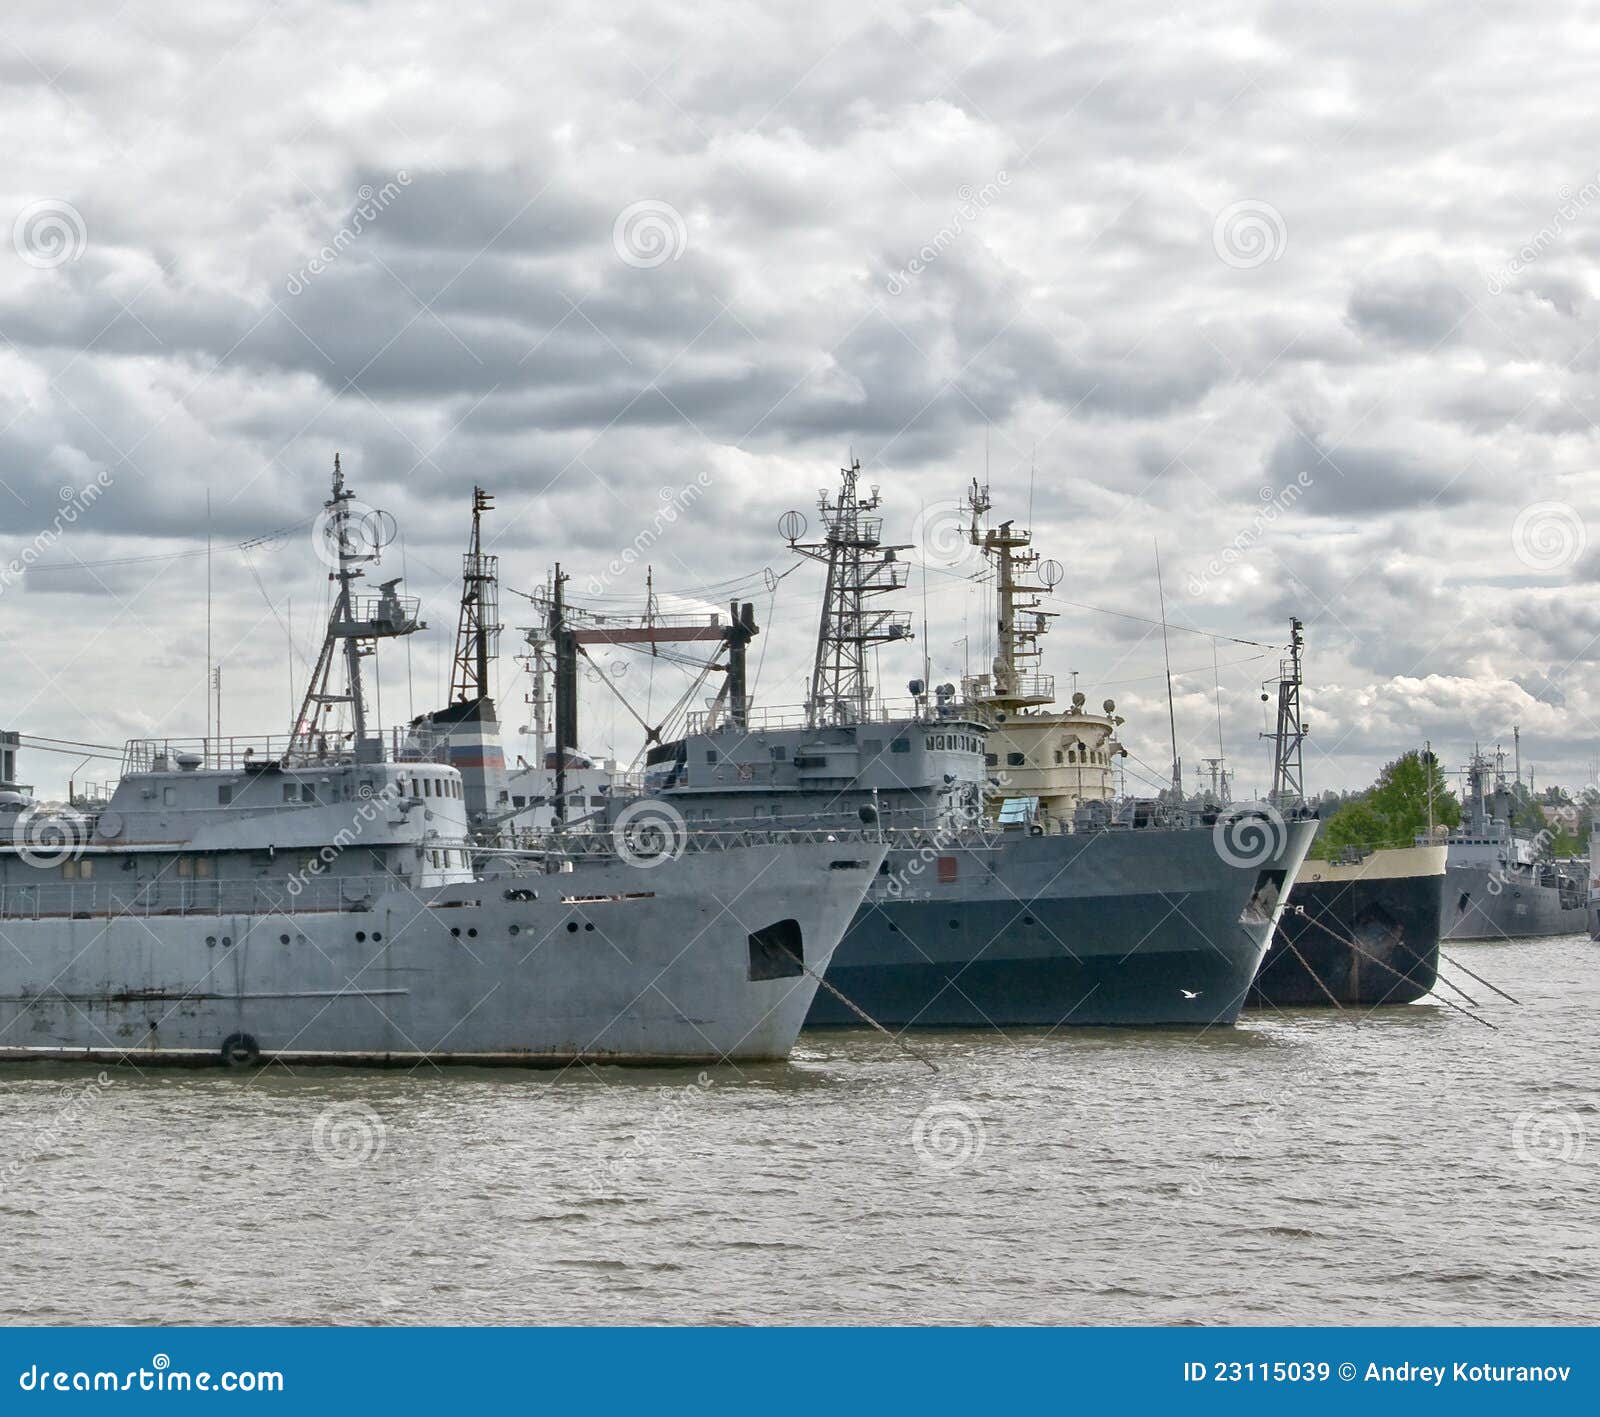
[1316,750,1460,854]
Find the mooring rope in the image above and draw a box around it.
[1292,908,1497,1031]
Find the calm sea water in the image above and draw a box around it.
[2,936,1596,1326]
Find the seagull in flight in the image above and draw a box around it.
[1180,989,1201,999]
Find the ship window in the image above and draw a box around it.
[176,857,192,877]
[891,739,910,754]
[937,856,958,883]
[423,779,432,797]
[1054,751,1064,765]
[163,786,177,806]
[771,746,787,761]
[864,739,882,756]
[80,860,93,880]
[195,857,213,879]
[1007,752,1025,767]
[63,860,78,879]
[706,751,717,764]
[283,783,296,802]
[218,785,232,805]
[513,795,526,808]
[985,753,998,767]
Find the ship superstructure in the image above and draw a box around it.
[1436,742,1584,939]
[959,480,1124,826]
[0,463,883,1066]
[555,459,1316,1029]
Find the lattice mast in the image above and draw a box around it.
[289,455,423,760]
[449,487,501,703]
[1263,617,1307,809]
[964,479,1056,714]
[785,459,912,728]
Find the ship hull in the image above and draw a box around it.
[0,844,881,1067]
[1250,846,1446,1007]
[1438,863,1586,941]
[806,818,1317,1029]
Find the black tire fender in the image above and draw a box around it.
[220,1032,260,1068]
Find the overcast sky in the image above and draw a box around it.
[3,1,1599,800]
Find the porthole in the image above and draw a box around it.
[204,935,216,948]
[450,927,461,938]
[279,934,290,945]
[583,922,595,933]
[467,928,478,939]
[221,937,232,947]
[509,924,520,937]
[566,921,579,933]
[372,932,383,943]
[355,931,366,943]
[948,919,960,930]
[1023,916,1035,927]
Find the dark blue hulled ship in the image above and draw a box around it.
[1243,622,1448,1008]
[567,464,1315,1029]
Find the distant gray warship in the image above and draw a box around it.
[525,463,1316,1028]
[1436,745,1584,941]
[0,464,881,1067]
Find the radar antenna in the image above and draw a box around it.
[288,455,422,763]
[783,459,912,728]
[449,487,501,703]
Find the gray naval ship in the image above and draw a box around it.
[1436,744,1584,941]
[0,462,882,1068]
[537,464,1316,1028]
